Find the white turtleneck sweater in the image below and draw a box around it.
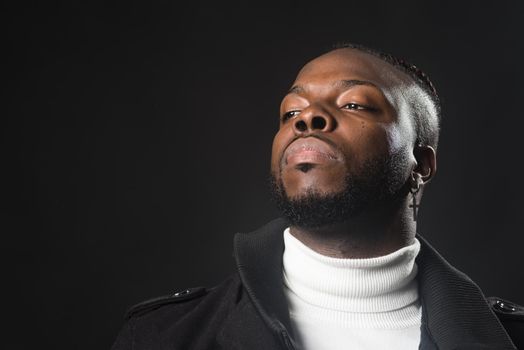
[282,228,422,350]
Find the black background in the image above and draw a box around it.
[4,1,524,349]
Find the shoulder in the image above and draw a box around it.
[111,274,245,349]
[112,287,210,350]
[487,296,524,349]
[125,274,242,321]
[124,286,208,320]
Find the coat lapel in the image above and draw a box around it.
[216,294,287,350]
[233,218,296,349]
[416,234,516,349]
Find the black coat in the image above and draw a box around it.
[112,218,523,350]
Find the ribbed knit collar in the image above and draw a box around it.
[283,228,421,313]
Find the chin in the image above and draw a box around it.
[281,176,347,200]
[283,182,346,200]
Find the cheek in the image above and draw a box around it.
[384,124,408,153]
[371,124,416,172]
[338,122,392,160]
[382,121,417,166]
[393,98,417,149]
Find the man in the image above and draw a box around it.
[112,44,523,349]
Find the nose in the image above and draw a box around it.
[292,108,335,134]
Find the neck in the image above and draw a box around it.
[289,197,416,258]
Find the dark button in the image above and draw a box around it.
[493,299,517,313]
[173,289,191,297]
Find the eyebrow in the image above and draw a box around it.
[288,79,380,95]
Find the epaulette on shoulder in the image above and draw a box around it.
[125,287,207,320]
[487,296,524,349]
[487,296,524,321]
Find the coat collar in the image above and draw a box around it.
[234,218,516,350]
[234,218,296,349]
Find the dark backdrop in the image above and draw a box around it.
[4,1,524,349]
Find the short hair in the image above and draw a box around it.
[332,43,441,150]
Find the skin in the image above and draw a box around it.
[270,48,437,258]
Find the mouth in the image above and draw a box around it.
[283,137,342,171]
[286,149,337,169]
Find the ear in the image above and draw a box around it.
[413,145,437,184]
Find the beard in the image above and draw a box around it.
[269,150,410,228]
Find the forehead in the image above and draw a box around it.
[293,48,413,93]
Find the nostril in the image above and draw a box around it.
[295,120,307,132]
[312,116,327,130]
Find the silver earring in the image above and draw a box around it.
[409,174,423,221]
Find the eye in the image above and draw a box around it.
[341,103,378,113]
[282,110,300,122]
[342,103,366,110]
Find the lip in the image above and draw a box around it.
[283,137,341,167]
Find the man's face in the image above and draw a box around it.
[270,49,418,226]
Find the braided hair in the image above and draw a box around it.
[333,43,441,150]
